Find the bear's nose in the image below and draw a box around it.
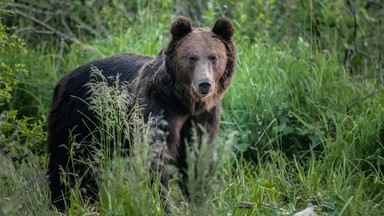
[198,79,212,95]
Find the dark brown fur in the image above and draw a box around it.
[47,16,236,212]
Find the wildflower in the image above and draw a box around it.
[322,49,328,53]
[224,5,228,9]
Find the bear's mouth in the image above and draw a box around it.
[193,85,214,98]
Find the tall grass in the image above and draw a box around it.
[0,152,51,216]
[220,36,384,214]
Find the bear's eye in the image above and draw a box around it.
[189,56,198,63]
[209,55,217,62]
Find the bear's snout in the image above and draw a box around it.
[198,79,211,94]
[194,78,213,97]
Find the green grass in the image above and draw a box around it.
[1,1,384,215]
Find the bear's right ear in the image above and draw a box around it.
[170,16,192,40]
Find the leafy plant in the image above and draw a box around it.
[0,0,25,105]
[0,110,46,157]
[0,0,46,159]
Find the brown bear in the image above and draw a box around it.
[47,16,236,212]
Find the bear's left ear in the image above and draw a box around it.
[212,18,234,40]
[170,16,193,40]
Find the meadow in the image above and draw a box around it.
[0,0,383,215]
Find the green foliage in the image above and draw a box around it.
[0,110,47,156]
[0,0,46,158]
[0,0,25,105]
[202,0,383,79]
[0,153,51,216]
[0,63,25,106]
[5,0,175,44]
[222,36,384,164]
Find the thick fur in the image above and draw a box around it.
[47,16,236,212]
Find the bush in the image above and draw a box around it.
[0,0,47,159]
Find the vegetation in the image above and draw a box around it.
[1,0,383,215]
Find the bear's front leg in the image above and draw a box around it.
[148,117,171,213]
[176,105,221,198]
[145,108,187,213]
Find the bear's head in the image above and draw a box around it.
[165,16,236,110]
